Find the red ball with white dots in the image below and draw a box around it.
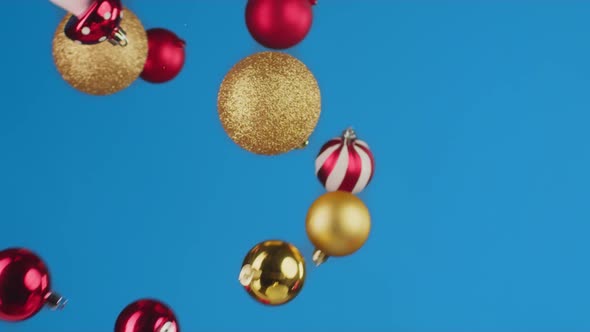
[315,128,375,194]
[64,0,128,46]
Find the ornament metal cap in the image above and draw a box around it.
[158,321,177,332]
[312,248,328,266]
[108,26,128,47]
[342,127,357,142]
[45,292,67,310]
[238,264,262,286]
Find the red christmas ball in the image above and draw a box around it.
[245,0,316,49]
[141,28,186,84]
[0,248,66,322]
[115,299,179,332]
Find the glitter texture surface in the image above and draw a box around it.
[217,52,321,155]
[52,10,148,96]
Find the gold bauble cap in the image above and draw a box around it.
[238,240,306,306]
[218,52,321,155]
[52,10,148,96]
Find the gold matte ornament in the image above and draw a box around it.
[52,10,148,95]
[218,52,321,155]
[306,191,371,266]
[238,240,306,306]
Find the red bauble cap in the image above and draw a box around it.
[245,0,316,49]
[64,0,128,46]
[0,248,66,322]
[140,28,186,84]
[115,299,179,332]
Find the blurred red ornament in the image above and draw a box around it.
[315,128,375,194]
[140,29,186,84]
[245,0,316,49]
[115,299,179,332]
[0,248,66,322]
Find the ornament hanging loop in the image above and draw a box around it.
[109,27,128,47]
[45,292,67,310]
[312,248,329,266]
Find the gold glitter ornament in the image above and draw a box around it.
[52,10,148,96]
[238,240,306,306]
[218,52,321,155]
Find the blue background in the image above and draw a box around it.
[1,1,590,331]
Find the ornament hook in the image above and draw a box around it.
[312,249,329,266]
[108,26,128,47]
[45,292,67,310]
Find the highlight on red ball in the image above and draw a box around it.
[0,248,66,322]
[245,0,316,50]
[141,28,186,84]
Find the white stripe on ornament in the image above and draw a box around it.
[325,143,350,192]
[315,140,342,175]
[351,144,373,194]
[355,139,370,149]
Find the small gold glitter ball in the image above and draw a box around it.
[238,240,306,306]
[218,52,321,155]
[52,10,148,96]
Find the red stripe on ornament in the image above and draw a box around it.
[356,143,375,183]
[317,143,343,186]
[338,142,362,192]
[317,139,342,156]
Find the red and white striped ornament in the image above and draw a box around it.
[315,128,375,194]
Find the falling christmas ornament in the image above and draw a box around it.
[52,9,148,95]
[245,0,316,49]
[115,299,179,332]
[50,0,92,17]
[218,51,321,155]
[63,0,128,46]
[316,128,375,194]
[0,248,66,322]
[306,191,371,266]
[141,28,186,84]
[239,240,306,306]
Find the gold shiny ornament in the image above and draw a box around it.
[52,10,148,95]
[306,191,371,266]
[238,240,306,305]
[218,52,321,155]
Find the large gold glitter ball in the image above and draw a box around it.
[52,10,148,96]
[218,52,321,155]
[238,240,306,306]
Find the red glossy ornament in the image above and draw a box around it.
[64,0,127,46]
[245,0,316,49]
[0,248,66,322]
[140,29,186,84]
[115,299,179,332]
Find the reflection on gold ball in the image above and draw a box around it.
[218,52,321,155]
[306,191,371,257]
[238,240,305,306]
[52,10,148,95]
